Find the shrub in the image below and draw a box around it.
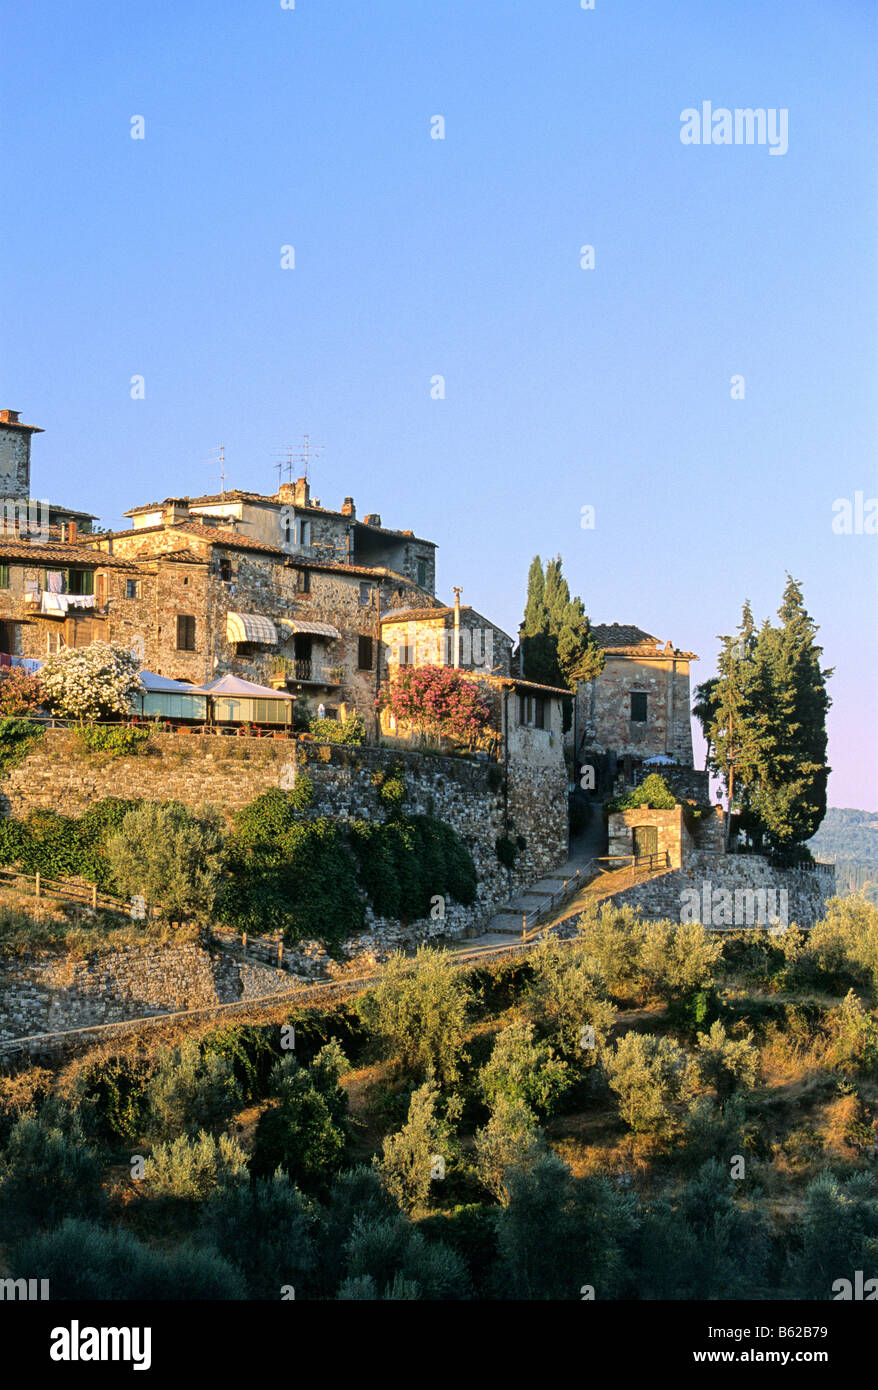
[0,1115,105,1239]
[13,1218,246,1299]
[40,641,142,721]
[605,773,677,814]
[341,1212,469,1299]
[606,1032,696,1134]
[198,1173,316,1299]
[575,904,648,999]
[358,945,474,1084]
[141,1130,247,1200]
[309,713,365,745]
[249,1059,348,1191]
[0,670,43,717]
[790,1171,878,1299]
[803,896,878,992]
[695,1020,759,1102]
[473,1095,545,1205]
[76,723,151,757]
[478,1020,572,1119]
[494,1156,635,1300]
[315,1166,400,1298]
[495,836,518,869]
[375,1080,458,1214]
[638,919,722,1003]
[0,716,44,775]
[74,1055,151,1145]
[526,938,615,1064]
[106,800,226,921]
[377,664,492,745]
[201,1025,279,1103]
[145,1037,243,1139]
[826,991,878,1077]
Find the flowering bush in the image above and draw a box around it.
[40,643,143,722]
[377,665,492,744]
[0,669,44,717]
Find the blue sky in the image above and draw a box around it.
[2,0,876,806]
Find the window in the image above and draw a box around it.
[534,697,546,730]
[518,694,532,726]
[296,568,311,594]
[630,692,648,722]
[416,557,428,588]
[296,519,311,547]
[359,582,375,607]
[125,578,140,599]
[218,557,232,583]
[176,615,196,651]
[67,569,94,596]
[358,634,374,669]
[0,564,9,589]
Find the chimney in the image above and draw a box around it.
[293,477,310,508]
[0,410,43,499]
[452,587,462,670]
[67,520,77,543]
[341,496,356,518]
[277,482,294,504]
[363,513,382,527]
[162,498,190,525]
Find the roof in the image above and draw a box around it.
[0,539,132,567]
[591,624,659,648]
[122,493,436,546]
[138,670,205,694]
[380,605,515,645]
[465,672,573,698]
[197,673,292,700]
[592,623,698,661]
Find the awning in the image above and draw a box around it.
[197,673,293,700]
[278,619,341,640]
[226,612,278,645]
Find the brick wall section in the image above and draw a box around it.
[0,942,290,1044]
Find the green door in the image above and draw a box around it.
[633,825,658,859]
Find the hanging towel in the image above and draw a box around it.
[47,571,65,593]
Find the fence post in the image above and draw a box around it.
[34,871,40,900]
[278,942,284,968]
[91,884,98,910]
[242,932,247,956]
[521,915,527,940]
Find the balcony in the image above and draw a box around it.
[271,657,343,688]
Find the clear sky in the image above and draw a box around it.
[2,0,876,807]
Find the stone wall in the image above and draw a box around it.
[0,941,289,1044]
[0,730,569,943]
[603,852,836,929]
[577,652,695,765]
[607,807,694,869]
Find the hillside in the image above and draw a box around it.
[809,808,878,904]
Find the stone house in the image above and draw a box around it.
[79,518,437,733]
[574,623,700,795]
[0,538,136,661]
[380,598,514,677]
[122,482,437,594]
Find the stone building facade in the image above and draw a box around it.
[122,482,437,594]
[575,623,698,791]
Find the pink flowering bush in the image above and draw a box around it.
[377,665,492,744]
[0,669,44,717]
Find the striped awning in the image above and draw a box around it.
[226,612,278,645]
[278,619,341,640]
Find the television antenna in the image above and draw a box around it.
[206,446,228,495]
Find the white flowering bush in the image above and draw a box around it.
[40,642,143,721]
